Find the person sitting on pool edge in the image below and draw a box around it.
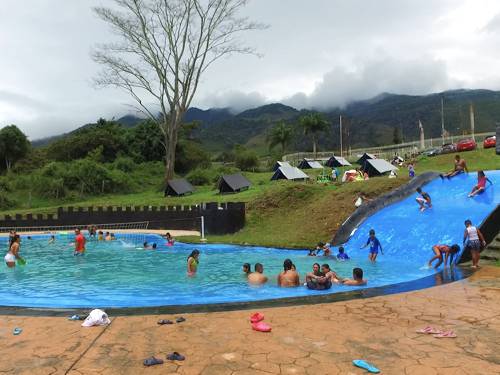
[187,249,200,276]
[416,187,432,212]
[343,268,367,286]
[428,244,460,269]
[440,154,468,179]
[336,246,349,261]
[242,263,251,276]
[248,263,268,285]
[277,259,300,287]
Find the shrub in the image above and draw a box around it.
[235,150,259,171]
[0,191,15,210]
[113,156,137,173]
[186,168,214,186]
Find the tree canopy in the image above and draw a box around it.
[0,125,30,171]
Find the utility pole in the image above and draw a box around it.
[469,103,475,141]
[339,115,343,157]
[441,96,445,145]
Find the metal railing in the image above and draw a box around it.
[0,221,150,234]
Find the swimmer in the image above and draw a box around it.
[74,228,86,256]
[428,244,460,269]
[48,235,56,244]
[316,242,331,256]
[164,232,175,245]
[416,187,432,212]
[97,231,104,241]
[305,263,323,283]
[308,249,317,256]
[463,220,486,269]
[336,246,349,261]
[110,233,116,240]
[360,229,383,262]
[187,249,200,276]
[277,259,300,287]
[4,234,22,268]
[320,264,342,284]
[105,232,111,241]
[242,263,251,277]
[343,267,367,286]
[468,171,492,198]
[247,263,268,285]
[440,154,468,179]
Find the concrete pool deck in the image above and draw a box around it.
[1,266,500,375]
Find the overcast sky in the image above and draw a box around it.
[2,0,500,139]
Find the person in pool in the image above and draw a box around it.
[248,263,268,285]
[320,264,342,284]
[343,268,367,286]
[74,228,86,256]
[336,246,349,261]
[305,263,323,283]
[277,259,300,287]
[48,235,56,244]
[242,263,251,276]
[187,249,200,276]
[97,231,104,241]
[468,170,493,198]
[416,187,432,212]
[316,242,331,256]
[360,229,383,262]
[164,232,175,245]
[463,220,486,269]
[440,154,468,179]
[4,234,22,268]
[105,232,111,241]
[428,244,460,269]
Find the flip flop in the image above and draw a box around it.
[176,317,186,323]
[433,330,457,338]
[353,359,380,373]
[416,326,442,334]
[143,356,164,366]
[250,312,264,323]
[157,319,174,325]
[13,328,22,336]
[166,352,185,361]
[251,321,272,332]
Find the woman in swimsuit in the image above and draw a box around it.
[468,171,492,197]
[187,249,200,276]
[4,234,22,268]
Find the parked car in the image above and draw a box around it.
[483,135,496,149]
[441,143,457,154]
[456,138,476,152]
[423,148,441,157]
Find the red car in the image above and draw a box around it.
[456,138,476,152]
[483,135,496,149]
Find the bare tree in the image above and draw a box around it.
[92,0,264,181]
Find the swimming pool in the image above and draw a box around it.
[0,170,499,309]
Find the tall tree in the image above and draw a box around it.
[268,121,293,155]
[0,125,30,171]
[92,0,264,182]
[299,113,329,157]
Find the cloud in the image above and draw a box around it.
[200,90,267,113]
[483,13,500,33]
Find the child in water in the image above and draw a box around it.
[416,187,432,212]
[360,229,383,262]
[336,246,349,261]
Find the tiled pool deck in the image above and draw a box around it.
[1,266,500,375]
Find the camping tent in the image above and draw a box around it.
[325,155,351,168]
[362,159,398,177]
[217,173,251,193]
[297,159,323,169]
[271,166,309,181]
[356,153,376,165]
[164,178,194,197]
[273,161,292,171]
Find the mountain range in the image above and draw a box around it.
[33,89,500,153]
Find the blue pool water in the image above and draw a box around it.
[0,170,499,308]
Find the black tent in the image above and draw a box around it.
[325,155,351,168]
[164,178,194,196]
[271,166,309,181]
[362,159,398,177]
[356,153,376,165]
[297,159,323,169]
[218,173,251,194]
[273,161,292,171]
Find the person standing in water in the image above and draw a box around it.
[463,220,486,269]
[74,228,86,256]
[277,259,300,287]
[361,229,383,262]
[187,249,200,276]
[4,234,22,268]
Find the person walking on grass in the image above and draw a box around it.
[463,220,486,269]
[361,229,383,262]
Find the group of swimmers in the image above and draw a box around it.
[242,259,366,289]
[307,242,350,260]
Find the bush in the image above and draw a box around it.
[32,175,66,198]
[113,156,137,173]
[235,150,259,171]
[0,191,15,210]
[186,168,214,186]
[175,140,211,174]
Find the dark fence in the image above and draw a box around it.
[459,204,500,263]
[0,202,246,235]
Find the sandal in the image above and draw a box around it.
[416,326,442,334]
[157,319,173,325]
[166,352,185,361]
[143,356,164,366]
[434,330,457,338]
[176,317,186,323]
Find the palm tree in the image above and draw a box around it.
[268,121,293,155]
[299,113,329,157]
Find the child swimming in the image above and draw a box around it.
[336,246,349,261]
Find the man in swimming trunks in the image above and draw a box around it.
[342,268,367,286]
[441,154,468,179]
[428,244,460,269]
[248,263,268,285]
[74,228,86,256]
[277,259,300,287]
[416,187,432,212]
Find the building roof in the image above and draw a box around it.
[364,159,398,175]
[356,153,376,165]
[326,155,352,167]
[165,178,194,196]
[218,173,251,192]
[273,161,292,171]
[298,159,323,169]
[271,166,309,180]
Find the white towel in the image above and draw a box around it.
[81,309,111,327]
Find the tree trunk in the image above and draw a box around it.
[163,118,179,184]
[312,134,317,158]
